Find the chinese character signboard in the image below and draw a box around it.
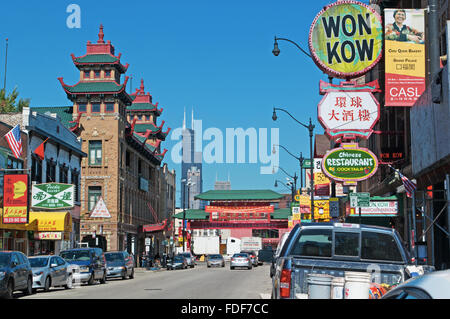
[322,143,378,183]
[309,0,383,79]
[31,183,74,209]
[384,9,425,106]
[318,80,380,140]
[3,174,28,224]
[38,232,62,240]
[206,205,272,222]
[349,200,398,217]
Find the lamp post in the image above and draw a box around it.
[274,179,295,202]
[181,178,187,252]
[184,179,195,252]
[273,165,297,202]
[273,144,305,189]
[272,36,311,58]
[272,108,315,221]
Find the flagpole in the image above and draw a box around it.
[3,38,8,90]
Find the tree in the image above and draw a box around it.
[0,87,30,113]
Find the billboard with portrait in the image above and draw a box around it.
[384,9,425,106]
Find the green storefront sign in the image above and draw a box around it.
[322,145,378,182]
[31,183,75,209]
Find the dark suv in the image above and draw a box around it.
[0,251,34,298]
[60,248,106,285]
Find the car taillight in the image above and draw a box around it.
[280,269,292,298]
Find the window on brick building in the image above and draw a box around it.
[89,140,102,165]
[88,186,102,211]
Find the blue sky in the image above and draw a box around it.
[0,0,370,205]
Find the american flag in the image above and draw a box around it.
[389,165,417,198]
[4,124,22,159]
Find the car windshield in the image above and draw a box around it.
[60,250,91,261]
[29,257,49,268]
[105,253,123,262]
[180,253,191,258]
[174,256,184,262]
[233,254,248,258]
[0,254,10,267]
[209,255,222,259]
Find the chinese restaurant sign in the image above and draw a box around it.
[384,9,425,106]
[318,80,381,140]
[3,174,28,224]
[31,183,74,209]
[206,205,272,222]
[309,0,383,78]
[322,143,378,182]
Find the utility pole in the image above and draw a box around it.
[429,0,441,81]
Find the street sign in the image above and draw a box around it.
[350,192,370,208]
[302,159,313,169]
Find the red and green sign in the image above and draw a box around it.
[322,144,378,182]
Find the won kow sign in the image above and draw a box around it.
[322,143,378,183]
[308,0,383,78]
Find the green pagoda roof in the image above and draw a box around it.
[195,190,285,201]
[127,103,162,114]
[59,80,126,94]
[73,54,119,64]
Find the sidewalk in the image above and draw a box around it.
[134,266,165,273]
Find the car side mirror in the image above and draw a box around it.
[11,262,18,268]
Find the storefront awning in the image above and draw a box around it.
[0,210,72,232]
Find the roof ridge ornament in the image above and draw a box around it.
[98,24,105,44]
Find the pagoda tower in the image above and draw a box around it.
[58,25,169,254]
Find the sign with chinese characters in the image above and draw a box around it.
[89,197,111,218]
[37,232,62,240]
[31,183,74,209]
[205,205,272,222]
[322,143,378,182]
[3,174,28,224]
[308,0,383,78]
[384,9,425,106]
[318,80,380,140]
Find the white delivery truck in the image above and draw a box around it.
[192,236,220,256]
[225,237,241,260]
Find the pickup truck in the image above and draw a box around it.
[272,222,434,299]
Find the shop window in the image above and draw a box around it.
[89,140,102,165]
[88,186,102,211]
[59,165,69,183]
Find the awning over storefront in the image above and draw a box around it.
[0,210,72,232]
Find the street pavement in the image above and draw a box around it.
[19,261,273,299]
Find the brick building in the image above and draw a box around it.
[56,25,172,260]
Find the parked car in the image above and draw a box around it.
[272,223,435,299]
[0,251,33,299]
[178,252,195,268]
[166,255,188,270]
[257,248,274,265]
[230,253,252,270]
[270,231,290,278]
[104,251,134,280]
[28,255,73,292]
[206,254,225,268]
[60,248,106,285]
[382,269,450,299]
[240,250,258,267]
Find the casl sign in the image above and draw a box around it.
[308,0,383,78]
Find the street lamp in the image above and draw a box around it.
[274,179,295,202]
[273,144,305,188]
[272,36,311,58]
[272,107,315,221]
[273,165,297,202]
[182,179,195,252]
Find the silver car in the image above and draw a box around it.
[230,253,252,270]
[206,254,225,268]
[382,269,450,299]
[29,255,73,292]
[178,252,195,268]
